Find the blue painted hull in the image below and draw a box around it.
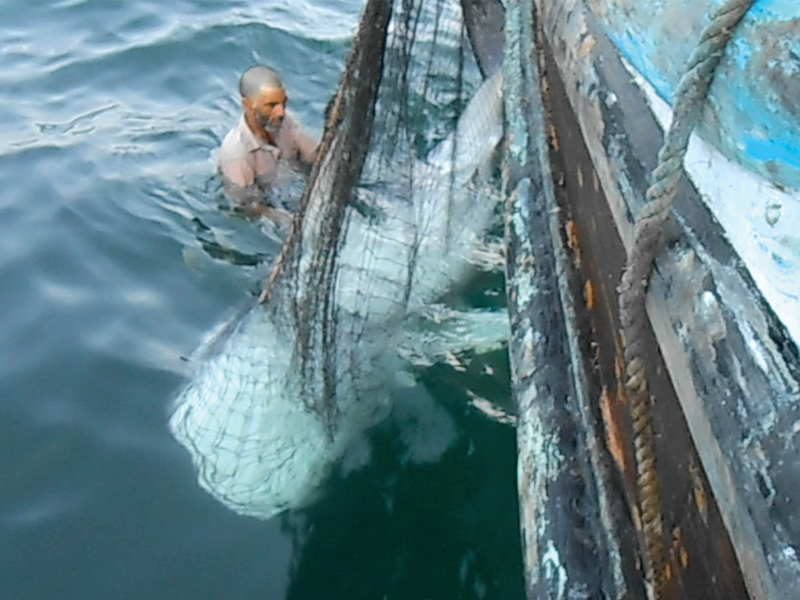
[589,0,800,192]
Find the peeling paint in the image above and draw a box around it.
[587,0,800,192]
[542,539,569,599]
[601,387,629,476]
[751,0,800,23]
[534,0,800,595]
[689,460,710,525]
[627,64,800,348]
[584,278,596,310]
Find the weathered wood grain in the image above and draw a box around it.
[505,1,644,597]
[526,0,800,597]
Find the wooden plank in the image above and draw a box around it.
[461,0,506,76]
[505,1,644,597]
[541,35,750,600]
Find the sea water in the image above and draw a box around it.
[0,1,524,598]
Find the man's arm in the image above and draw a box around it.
[220,154,255,189]
[220,156,262,210]
[220,161,292,224]
[293,126,318,166]
[221,179,292,224]
[281,115,317,167]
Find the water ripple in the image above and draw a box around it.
[0,1,525,598]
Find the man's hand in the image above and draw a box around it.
[257,205,293,226]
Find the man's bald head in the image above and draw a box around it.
[239,66,283,99]
[239,66,288,142]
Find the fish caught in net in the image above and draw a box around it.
[169,0,506,520]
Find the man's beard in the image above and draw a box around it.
[258,115,283,139]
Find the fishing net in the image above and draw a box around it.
[263,0,504,423]
[170,0,506,519]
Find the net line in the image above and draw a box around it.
[263,0,489,431]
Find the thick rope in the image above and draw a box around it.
[617,1,754,597]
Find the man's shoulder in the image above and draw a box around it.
[218,117,256,164]
[276,112,296,138]
[277,113,309,149]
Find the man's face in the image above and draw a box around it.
[247,86,288,136]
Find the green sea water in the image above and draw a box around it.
[0,1,524,598]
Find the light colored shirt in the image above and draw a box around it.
[217,114,316,211]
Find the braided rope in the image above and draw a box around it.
[617,1,755,597]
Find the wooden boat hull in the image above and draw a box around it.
[502,0,800,598]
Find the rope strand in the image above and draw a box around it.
[617,1,755,597]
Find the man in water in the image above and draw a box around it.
[217,66,318,222]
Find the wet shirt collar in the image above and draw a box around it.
[235,115,281,157]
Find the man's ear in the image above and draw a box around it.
[241,97,251,113]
